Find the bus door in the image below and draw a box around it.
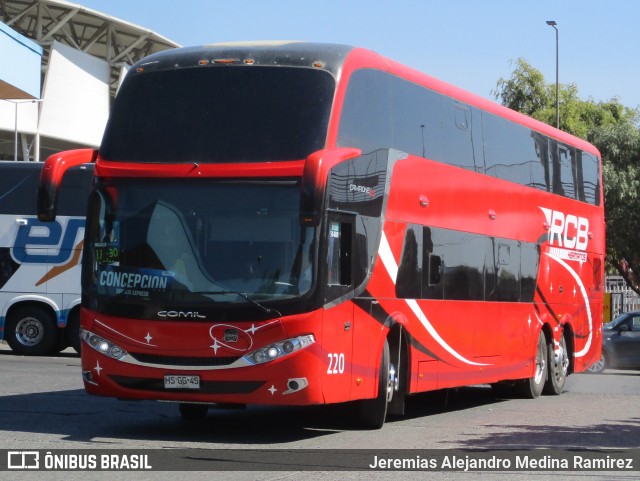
[320,212,355,402]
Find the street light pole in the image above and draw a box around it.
[3,99,43,161]
[546,20,559,129]
[2,99,21,161]
[13,101,18,162]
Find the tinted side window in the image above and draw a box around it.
[388,76,445,161]
[396,225,422,298]
[339,70,601,206]
[520,242,539,302]
[327,149,391,290]
[442,102,483,172]
[483,113,546,187]
[439,230,485,301]
[551,143,576,199]
[485,239,521,302]
[422,226,444,300]
[337,69,392,154]
[388,76,482,172]
[580,151,601,206]
[0,164,41,215]
[58,165,94,216]
[396,224,540,302]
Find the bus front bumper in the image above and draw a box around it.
[80,338,325,406]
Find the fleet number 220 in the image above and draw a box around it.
[327,353,345,374]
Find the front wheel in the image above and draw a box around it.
[5,306,59,356]
[518,330,547,399]
[544,331,569,395]
[352,339,390,429]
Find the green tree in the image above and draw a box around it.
[592,122,640,291]
[493,59,550,117]
[494,59,640,293]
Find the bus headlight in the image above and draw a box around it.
[80,328,128,360]
[243,335,315,365]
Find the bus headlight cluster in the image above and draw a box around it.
[80,328,128,360]
[243,335,315,365]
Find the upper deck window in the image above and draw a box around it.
[100,66,336,163]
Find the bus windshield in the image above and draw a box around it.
[84,179,316,309]
[100,66,336,163]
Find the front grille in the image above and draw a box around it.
[128,352,240,367]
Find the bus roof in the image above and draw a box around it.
[127,41,600,159]
[130,41,355,77]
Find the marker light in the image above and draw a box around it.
[80,328,128,360]
[243,335,315,366]
[213,58,240,64]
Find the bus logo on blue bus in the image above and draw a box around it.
[12,217,85,265]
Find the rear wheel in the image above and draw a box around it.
[5,306,59,356]
[544,331,569,395]
[352,339,390,429]
[518,330,547,399]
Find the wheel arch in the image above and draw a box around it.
[6,297,59,327]
[540,322,554,351]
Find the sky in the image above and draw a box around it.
[75,0,640,108]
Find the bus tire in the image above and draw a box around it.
[518,330,547,399]
[5,306,59,356]
[543,331,569,395]
[179,403,209,421]
[66,310,81,354]
[352,339,390,430]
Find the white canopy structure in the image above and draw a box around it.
[0,0,180,161]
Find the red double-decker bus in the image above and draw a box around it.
[38,42,604,429]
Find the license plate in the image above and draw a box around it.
[164,375,200,389]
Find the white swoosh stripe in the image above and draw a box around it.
[544,252,592,357]
[378,233,488,366]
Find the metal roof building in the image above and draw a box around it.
[0,0,180,161]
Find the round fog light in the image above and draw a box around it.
[288,380,299,391]
[110,346,123,358]
[254,351,268,364]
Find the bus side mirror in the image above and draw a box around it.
[300,147,362,226]
[38,149,97,222]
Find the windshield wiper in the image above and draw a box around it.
[197,290,282,319]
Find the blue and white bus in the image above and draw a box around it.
[0,160,93,355]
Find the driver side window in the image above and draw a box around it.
[324,214,354,305]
